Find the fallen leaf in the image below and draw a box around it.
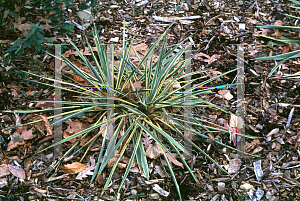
[76,166,95,180]
[60,162,88,174]
[21,127,36,140]
[4,66,12,71]
[63,119,89,143]
[228,158,241,174]
[8,165,26,180]
[145,142,163,159]
[142,132,153,149]
[218,89,233,100]
[79,136,91,147]
[229,113,244,129]
[34,116,45,136]
[195,53,220,64]
[282,45,290,54]
[153,184,169,197]
[40,23,53,31]
[164,152,183,168]
[133,81,143,90]
[0,178,8,188]
[252,146,263,155]
[245,139,261,152]
[107,153,119,168]
[7,140,25,151]
[240,182,254,190]
[274,20,283,39]
[0,164,11,178]
[14,22,31,34]
[40,115,53,136]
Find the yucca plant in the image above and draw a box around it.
[256,0,300,78]
[4,22,258,200]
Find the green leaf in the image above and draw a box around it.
[255,49,300,60]
[257,25,300,31]
[268,59,288,78]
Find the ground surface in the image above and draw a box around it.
[0,0,300,200]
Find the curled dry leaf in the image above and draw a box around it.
[79,136,91,147]
[107,151,120,168]
[274,20,283,39]
[224,122,236,145]
[13,22,31,34]
[59,162,88,174]
[159,115,174,129]
[118,156,137,169]
[145,142,163,159]
[40,115,53,136]
[8,165,26,180]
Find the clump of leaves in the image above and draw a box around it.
[256,0,300,78]
[4,22,257,200]
[5,24,52,62]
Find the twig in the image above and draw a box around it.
[286,107,295,130]
[42,193,87,200]
[201,0,210,10]
[203,35,215,51]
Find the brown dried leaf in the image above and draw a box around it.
[252,146,263,155]
[133,81,143,91]
[145,142,163,159]
[8,165,25,180]
[195,53,220,64]
[142,132,153,149]
[76,166,95,180]
[282,45,290,54]
[245,139,261,152]
[274,20,283,39]
[228,158,241,174]
[0,178,8,188]
[63,120,89,143]
[0,164,11,178]
[79,136,91,147]
[40,115,53,136]
[21,127,36,140]
[107,155,119,169]
[218,89,233,100]
[34,116,45,136]
[13,22,31,34]
[229,114,244,129]
[7,140,25,151]
[60,162,88,174]
[164,152,183,168]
